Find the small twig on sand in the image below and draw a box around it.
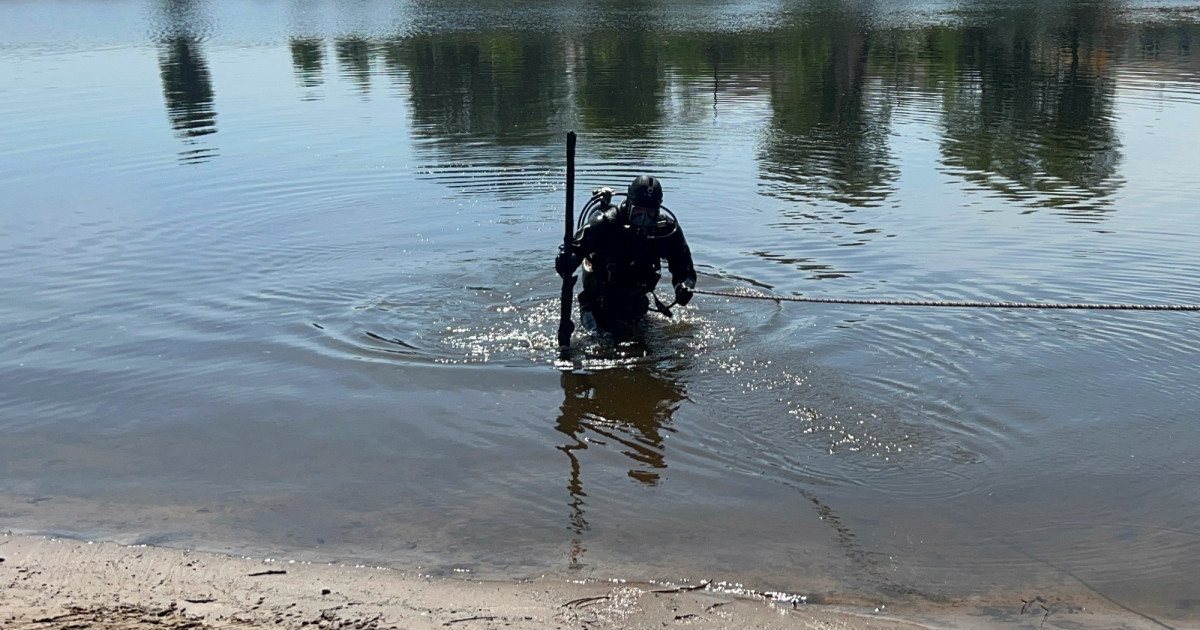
[652,581,710,594]
[563,595,609,608]
[444,615,498,625]
[247,570,287,577]
[1021,596,1047,615]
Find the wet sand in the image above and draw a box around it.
[0,533,1184,630]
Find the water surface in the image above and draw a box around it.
[3,0,1200,626]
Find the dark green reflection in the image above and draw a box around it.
[159,37,216,138]
[228,3,1200,208]
[336,37,374,96]
[934,1,1124,212]
[154,0,217,163]
[381,33,568,143]
[759,3,897,207]
[290,38,325,90]
[577,30,668,135]
[554,367,685,564]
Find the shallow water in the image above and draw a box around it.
[3,0,1200,624]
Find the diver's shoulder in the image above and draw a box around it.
[586,205,622,228]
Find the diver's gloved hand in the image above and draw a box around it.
[555,246,580,277]
[591,187,614,197]
[674,278,695,307]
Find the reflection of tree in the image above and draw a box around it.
[247,1,1198,212]
[159,37,217,139]
[383,33,567,142]
[662,35,775,123]
[378,32,570,198]
[154,0,217,163]
[936,1,1123,214]
[554,367,685,566]
[290,38,325,89]
[758,5,897,207]
[577,30,667,135]
[336,37,373,96]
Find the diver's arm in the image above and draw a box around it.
[664,226,697,290]
[557,213,610,276]
[570,210,617,258]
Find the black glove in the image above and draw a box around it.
[555,247,580,277]
[674,279,695,307]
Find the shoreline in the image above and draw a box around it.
[0,533,1186,630]
[0,533,918,630]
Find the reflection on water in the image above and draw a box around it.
[158,38,216,137]
[336,37,373,96]
[577,30,670,135]
[936,6,1123,215]
[128,0,1183,214]
[154,0,218,163]
[398,33,570,142]
[761,3,897,208]
[287,0,1162,214]
[290,38,326,94]
[554,366,685,542]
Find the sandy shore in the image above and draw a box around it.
[0,533,1185,630]
[0,533,921,630]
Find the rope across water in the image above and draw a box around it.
[692,289,1200,311]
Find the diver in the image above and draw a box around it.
[555,175,697,332]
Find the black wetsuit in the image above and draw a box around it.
[568,204,696,331]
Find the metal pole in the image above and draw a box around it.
[557,131,578,353]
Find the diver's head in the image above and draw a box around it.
[625,175,663,228]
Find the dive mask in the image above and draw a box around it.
[629,205,659,229]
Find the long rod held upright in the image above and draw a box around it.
[557,131,578,353]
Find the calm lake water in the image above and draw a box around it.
[3,0,1200,625]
